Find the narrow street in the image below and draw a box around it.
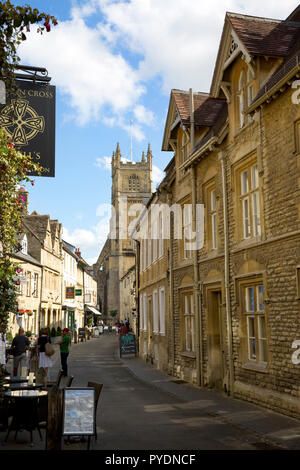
[3,333,300,451]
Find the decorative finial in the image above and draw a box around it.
[142,151,145,163]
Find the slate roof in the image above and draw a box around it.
[227,12,300,58]
[172,90,227,127]
[22,214,49,244]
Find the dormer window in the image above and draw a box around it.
[238,67,255,128]
[238,70,246,128]
[21,234,28,255]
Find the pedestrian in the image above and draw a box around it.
[11,328,30,376]
[37,328,53,380]
[73,319,78,344]
[120,322,128,336]
[59,327,70,377]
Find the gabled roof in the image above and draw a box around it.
[23,213,50,244]
[162,89,227,151]
[172,90,226,127]
[210,11,300,98]
[227,13,300,58]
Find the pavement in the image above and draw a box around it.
[1,334,300,451]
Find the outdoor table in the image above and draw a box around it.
[4,390,48,445]
[3,376,30,384]
[3,382,44,391]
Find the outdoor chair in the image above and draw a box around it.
[65,375,74,387]
[87,381,103,440]
[36,393,48,449]
[46,369,63,388]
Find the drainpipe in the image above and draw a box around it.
[191,164,203,387]
[189,88,195,150]
[167,192,175,373]
[190,89,203,386]
[219,151,234,395]
[39,267,44,333]
[135,239,140,343]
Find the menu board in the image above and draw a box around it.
[62,388,95,436]
[120,334,137,357]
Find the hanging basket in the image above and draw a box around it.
[25,310,33,316]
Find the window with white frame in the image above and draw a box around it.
[183,204,192,259]
[33,272,39,297]
[240,162,261,239]
[139,295,143,331]
[158,211,164,258]
[153,290,159,333]
[183,293,195,352]
[26,271,31,297]
[143,293,147,331]
[21,234,27,254]
[152,218,158,263]
[238,70,245,128]
[209,188,218,249]
[159,287,166,335]
[244,284,267,363]
[147,228,152,267]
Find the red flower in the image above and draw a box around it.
[7,142,14,148]
[31,181,35,186]
[44,21,51,32]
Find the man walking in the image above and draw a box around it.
[59,328,70,377]
[11,328,30,376]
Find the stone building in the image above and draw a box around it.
[9,233,42,338]
[94,143,152,321]
[22,212,63,330]
[120,265,136,332]
[134,6,300,419]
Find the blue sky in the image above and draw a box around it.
[13,0,298,263]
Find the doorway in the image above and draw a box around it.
[207,290,225,390]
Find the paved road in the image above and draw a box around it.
[2,333,300,451]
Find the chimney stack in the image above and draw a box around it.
[75,248,81,258]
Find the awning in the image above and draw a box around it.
[85,305,102,316]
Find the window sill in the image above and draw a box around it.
[242,361,268,373]
[180,351,196,359]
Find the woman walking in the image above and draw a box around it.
[37,328,53,381]
[59,328,70,377]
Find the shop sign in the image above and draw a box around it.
[66,287,75,299]
[0,80,56,176]
[75,289,82,296]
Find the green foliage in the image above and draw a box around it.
[25,330,31,337]
[56,326,61,336]
[50,327,56,337]
[88,318,93,326]
[0,1,58,87]
[0,130,41,335]
[110,309,118,317]
[5,330,13,342]
[0,2,57,336]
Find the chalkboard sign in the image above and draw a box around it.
[120,334,137,357]
[62,388,95,436]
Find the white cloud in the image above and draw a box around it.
[152,165,164,186]
[19,15,145,126]
[95,156,112,170]
[18,0,298,135]
[133,105,156,126]
[97,0,299,93]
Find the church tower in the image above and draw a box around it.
[96,144,153,320]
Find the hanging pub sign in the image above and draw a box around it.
[66,287,75,299]
[0,80,56,177]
